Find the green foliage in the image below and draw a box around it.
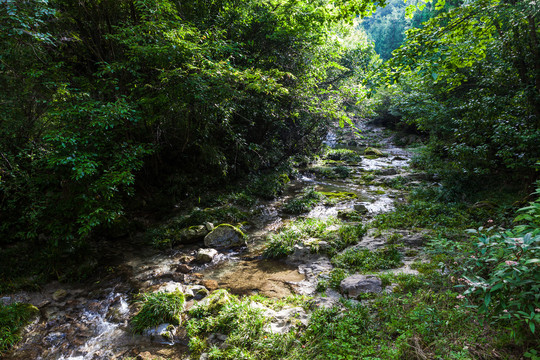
[298,303,374,358]
[380,0,540,188]
[323,148,362,162]
[264,217,365,258]
[0,303,39,354]
[331,246,403,272]
[283,187,324,214]
[462,187,540,336]
[131,291,185,333]
[0,0,381,277]
[187,290,297,360]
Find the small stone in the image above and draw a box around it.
[353,204,369,213]
[52,289,68,301]
[0,297,11,305]
[201,279,219,291]
[340,275,382,298]
[176,264,193,273]
[204,222,214,232]
[196,248,218,263]
[179,255,195,263]
[185,285,209,300]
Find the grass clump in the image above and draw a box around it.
[187,290,297,360]
[263,218,339,258]
[331,246,403,272]
[263,218,365,258]
[283,187,324,214]
[324,148,362,162]
[131,291,185,333]
[0,303,39,354]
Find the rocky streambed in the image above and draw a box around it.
[3,122,429,360]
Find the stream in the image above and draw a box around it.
[4,122,422,360]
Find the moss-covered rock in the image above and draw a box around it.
[364,147,386,157]
[204,224,247,249]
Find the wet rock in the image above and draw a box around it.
[354,204,369,214]
[179,225,210,243]
[44,331,66,346]
[208,333,228,349]
[144,323,176,343]
[157,282,184,294]
[286,244,320,265]
[179,255,195,263]
[0,296,11,305]
[176,264,193,273]
[52,289,68,301]
[378,168,397,176]
[401,232,427,247]
[204,222,214,232]
[364,147,385,157]
[195,289,233,313]
[185,285,210,300]
[340,275,382,298]
[136,352,154,360]
[265,307,309,334]
[308,296,341,310]
[196,248,218,263]
[204,224,247,249]
[201,279,219,291]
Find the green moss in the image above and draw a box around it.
[214,223,247,238]
[320,191,358,201]
[324,148,362,162]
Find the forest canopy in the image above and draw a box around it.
[0,0,379,270]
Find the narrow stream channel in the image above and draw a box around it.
[6,122,416,360]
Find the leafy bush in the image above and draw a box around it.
[0,303,38,354]
[462,188,540,335]
[131,291,185,333]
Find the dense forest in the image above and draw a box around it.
[0,0,539,358]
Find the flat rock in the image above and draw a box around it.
[265,307,309,334]
[340,275,382,298]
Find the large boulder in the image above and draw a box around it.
[340,275,382,298]
[364,147,385,157]
[204,224,247,249]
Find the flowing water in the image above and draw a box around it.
[4,121,417,360]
